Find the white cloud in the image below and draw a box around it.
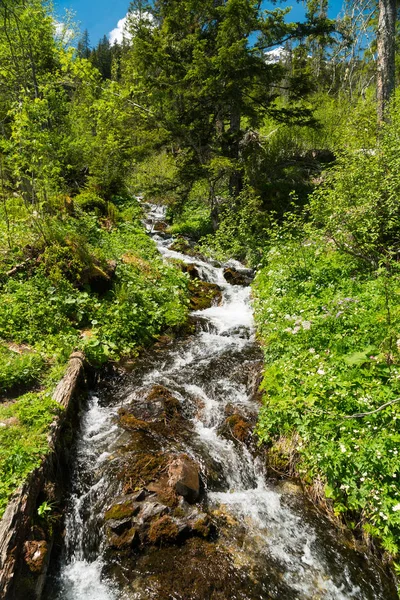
[109,11,154,45]
[54,20,75,45]
[109,15,130,44]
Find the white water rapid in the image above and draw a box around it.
[44,202,396,600]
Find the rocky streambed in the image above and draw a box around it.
[43,204,397,600]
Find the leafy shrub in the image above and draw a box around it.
[0,348,45,396]
[253,223,400,555]
[74,190,108,214]
[199,186,267,266]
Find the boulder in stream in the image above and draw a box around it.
[108,527,139,550]
[188,280,222,310]
[168,454,200,504]
[223,267,253,286]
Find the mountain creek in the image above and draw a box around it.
[42,204,398,600]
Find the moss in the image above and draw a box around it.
[222,414,252,443]
[148,479,179,508]
[120,452,169,495]
[192,517,211,538]
[105,500,139,521]
[188,280,222,310]
[148,515,179,545]
[146,385,181,420]
[118,409,150,431]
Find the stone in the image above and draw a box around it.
[223,267,253,287]
[181,263,200,280]
[188,280,222,310]
[138,501,169,523]
[104,494,143,521]
[148,515,180,545]
[153,221,168,232]
[107,527,139,550]
[106,517,133,535]
[168,455,200,504]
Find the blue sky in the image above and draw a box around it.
[54,0,345,47]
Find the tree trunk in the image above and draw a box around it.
[377,0,396,123]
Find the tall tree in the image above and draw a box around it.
[377,0,396,121]
[124,0,330,213]
[91,35,112,79]
[77,29,91,59]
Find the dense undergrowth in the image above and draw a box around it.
[253,100,400,560]
[0,194,189,517]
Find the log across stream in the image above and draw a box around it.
[43,204,397,600]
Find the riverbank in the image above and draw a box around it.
[252,225,400,569]
[0,195,189,520]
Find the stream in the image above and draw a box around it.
[44,204,397,600]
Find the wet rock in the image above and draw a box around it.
[153,221,168,232]
[168,454,200,504]
[220,413,253,444]
[120,386,182,427]
[223,267,253,286]
[119,453,169,495]
[139,500,170,523]
[188,280,222,311]
[105,494,144,521]
[106,517,133,535]
[118,410,150,432]
[147,479,179,508]
[169,237,195,255]
[181,263,200,280]
[23,540,48,574]
[108,527,139,550]
[186,508,211,538]
[146,385,182,420]
[148,515,180,545]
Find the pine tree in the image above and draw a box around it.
[77,29,91,60]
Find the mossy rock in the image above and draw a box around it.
[223,267,253,287]
[108,527,139,550]
[119,452,169,495]
[148,515,180,545]
[105,499,141,521]
[227,414,252,442]
[146,385,181,419]
[118,409,150,432]
[191,515,211,539]
[181,263,200,280]
[169,237,195,255]
[188,280,222,311]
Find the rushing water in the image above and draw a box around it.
[44,203,397,600]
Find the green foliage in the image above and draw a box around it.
[0,392,60,517]
[199,185,267,266]
[254,226,400,554]
[253,99,400,556]
[0,347,44,396]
